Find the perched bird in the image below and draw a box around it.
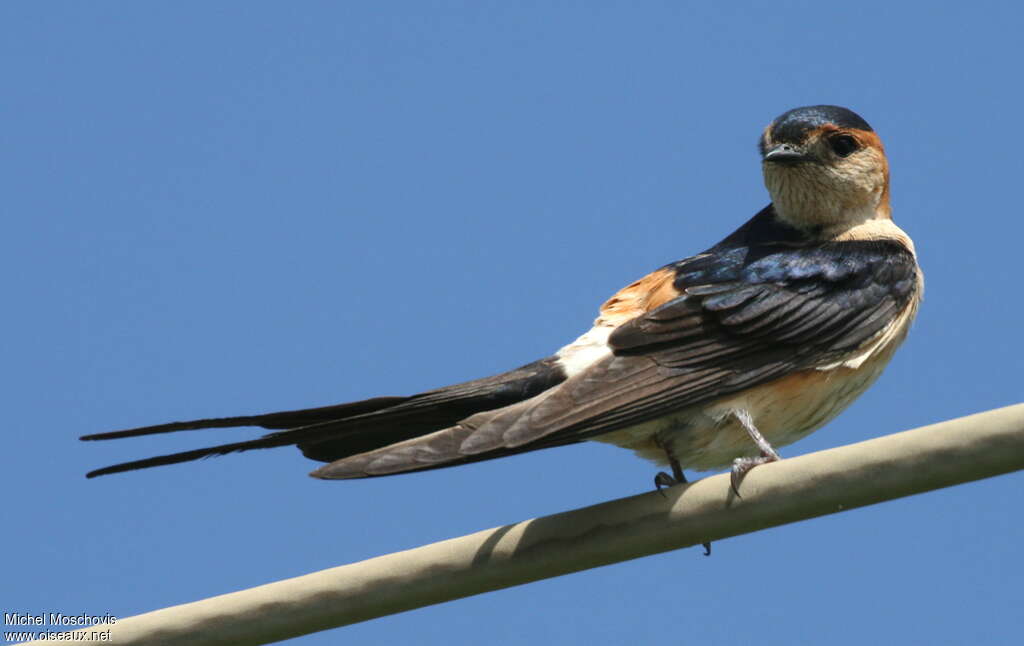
[83,105,922,496]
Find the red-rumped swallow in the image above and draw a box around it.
[83,106,922,498]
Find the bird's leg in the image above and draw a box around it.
[653,436,687,494]
[653,436,711,556]
[730,409,782,497]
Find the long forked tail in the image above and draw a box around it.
[83,432,314,478]
[81,357,567,479]
[80,397,408,441]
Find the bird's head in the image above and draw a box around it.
[759,105,890,232]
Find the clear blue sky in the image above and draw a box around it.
[5,2,1023,644]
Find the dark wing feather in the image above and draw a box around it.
[520,240,919,438]
[314,238,919,477]
[83,357,566,477]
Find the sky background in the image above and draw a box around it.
[5,2,1023,644]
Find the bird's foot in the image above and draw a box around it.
[729,452,780,497]
[653,439,687,497]
[654,471,680,495]
[729,409,783,497]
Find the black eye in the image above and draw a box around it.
[828,134,859,157]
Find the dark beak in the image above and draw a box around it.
[764,143,811,165]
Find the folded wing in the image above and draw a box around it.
[312,238,919,478]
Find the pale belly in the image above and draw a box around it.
[591,353,894,472]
